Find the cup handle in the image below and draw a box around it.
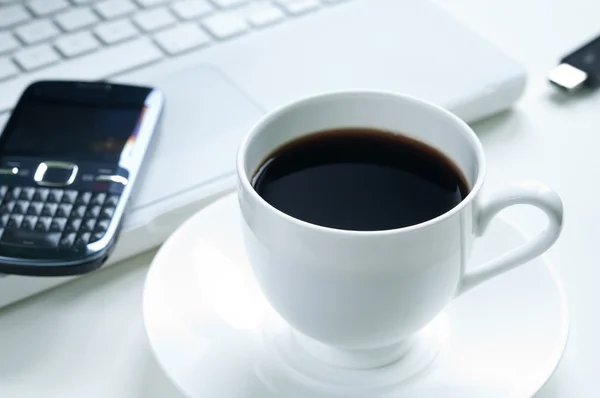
[457,181,564,295]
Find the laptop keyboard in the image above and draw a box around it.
[0,0,350,85]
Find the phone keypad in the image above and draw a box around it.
[0,186,120,249]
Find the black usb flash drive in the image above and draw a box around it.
[549,34,600,91]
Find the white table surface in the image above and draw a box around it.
[0,1,597,396]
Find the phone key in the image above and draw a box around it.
[154,23,210,55]
[105,195,119,207]
[0,201,15,213]
[35,216,52,232]
[7,214,23,229]
[59,232,76,248]
[1,229,61,248]
[86,205,101,218]
[56,203,73,218]
[0,214,9,227]
[62,190,78,204]
[22,215,37,230]
[90,231,105,243]
[101,207,115,219]
[47,189,64,203]
[75,232,91,247]
[13,44,60,71]
[81,218,96,232]
[66,218,81,233]
[76,192,92,205]
[90,193,106,206]
[20,187,35,201]
[0,186,8,198]
[14,200,29,214]
[50,217,67,232]
[27,202,43,216]
[32,188,49,202]
[94,219,110,232]
[8,187,22,200]
[55,31,100,58]
[72,205,86,218]
[41,203,58,217]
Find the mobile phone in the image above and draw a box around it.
[0,80,164,276]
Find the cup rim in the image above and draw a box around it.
[236,90,486,236]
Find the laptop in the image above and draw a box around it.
[0,0,526,307]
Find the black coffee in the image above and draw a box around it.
[252,128,469,231]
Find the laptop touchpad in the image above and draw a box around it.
[131,65,264,210]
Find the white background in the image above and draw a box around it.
[1,0,599,396]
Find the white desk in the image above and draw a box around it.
[0,1,597,396]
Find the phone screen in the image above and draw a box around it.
[2,98,144,163]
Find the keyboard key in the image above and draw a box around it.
[81,218,96,232]
[93,19,139,44]
[94,0,137,19]
[279,0,319,15]
[72,205,86,218]
[32,188,49,202]
[56,203,73,218]
[35,216,51,232]
[135,0,170,7]
[94,218,110,232]
[86,205,101,218]
[20,187,35,200]
[90,193,106,206]
[210,0,247,8]
[55,31,100,57]
[21,215,37,230]
[66,218,81,232]
[0,201,15,213]
[101,206,114,219]
[201,13,247,40]
[14,200,29,214]
[0,5,31,29]
[41,203,58,217]
[27,202,43,216]
[62,190,78,204]
[105,195,119,207]
[133,7,176,32]
[15,19,60,44]
[27,0,69,16]
[75,232,91,246]
[170,0,213,20]
[76,192,91,205]
[248,6,285,28]
[90,231,105,242]
[50,217,67,232]
[59,232,76,248]
[0,57,18,81]
[55,7,99,31]
[7,214,23,228]
[70,0,95,4]
[1,229,60,248]
[13,44,60,71]
[47,189,64,203]
[154,23,210,54]
[0,32,20,55]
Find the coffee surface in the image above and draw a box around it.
[252,128,469,231]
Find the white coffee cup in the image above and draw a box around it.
[236,92,563,369]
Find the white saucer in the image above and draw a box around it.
[143,194,569,398]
